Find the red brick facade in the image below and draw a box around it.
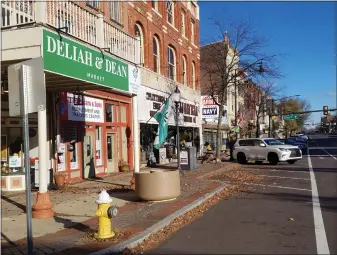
[82,1,200,91]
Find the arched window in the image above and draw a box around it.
[182,55,187,85]
[134,23,144,64]
[153,36,160,73]
[168,46,176,80]
[192,61,196,89]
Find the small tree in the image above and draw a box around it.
[200,18,282,159]
[282,98,312,136]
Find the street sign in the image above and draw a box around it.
[283,114,299,120]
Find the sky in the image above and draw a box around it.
[198,1,337,125]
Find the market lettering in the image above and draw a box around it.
[47,35,93,66]
[105,59,127,78]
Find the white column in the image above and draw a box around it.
[38,108,48,193]
[96,13,104,48]
[133,96,140,172]
[35,1,47,24]
[199,124,203,156]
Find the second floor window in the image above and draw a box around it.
[153,36,160,73]
[191,19,195,44]
[86,0,99,9]
[192,61,196,89]
[166,0,174,25]
[152,1,158,12]
[134,23,144,65]
[168,46,176,80]
[110,1,122,24]
[182,56,187,85]
[181,11,186,36]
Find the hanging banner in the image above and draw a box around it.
[201,96,219,118]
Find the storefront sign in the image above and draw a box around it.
[43,29,129,92]
[201,96,219,119]
[62,93,105,123]
[137,86,200,127]
[128,64,141,95]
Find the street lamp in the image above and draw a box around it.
[268,94,301,137]
[172,86,181,170]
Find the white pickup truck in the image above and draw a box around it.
[233,138,302,165]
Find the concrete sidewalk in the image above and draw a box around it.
[1,172,133,243]
[1,163,232,255]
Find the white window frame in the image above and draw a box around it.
[110,1,122,24]
[134,23,144,65]
[181,11,186,37]
[152,0,158,12]
[191,19,195,44]
[153,36,160,74]
[86,0,99,9]
[95,126,103,166]
[182,55,187,86]
[166,0,174,25]
[168,46,176,81]
[69,126,78,170]
[192,61,196,89]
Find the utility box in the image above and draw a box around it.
[180,147,197,170]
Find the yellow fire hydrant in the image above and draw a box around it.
[94,190,118,239]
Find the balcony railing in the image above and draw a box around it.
[1,1,35,27]
[1,0,139,64]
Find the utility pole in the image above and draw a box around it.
[234,70,237,127]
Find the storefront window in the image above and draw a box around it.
[95,126,102,166]
[120,106,127,123]
[57,128,66,171]
[106,103,114,122]
[68,126,78,170]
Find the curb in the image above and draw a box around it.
[89,184,228,255]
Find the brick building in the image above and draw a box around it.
[1,0,142,188]
[123,1,202,162]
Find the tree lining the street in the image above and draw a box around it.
[282,98,312,136]
[200,17,283,158]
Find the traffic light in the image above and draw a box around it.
[323,106,328,115]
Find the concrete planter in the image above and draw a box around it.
[135,170,181,201]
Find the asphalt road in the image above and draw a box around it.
[148,134,337,254]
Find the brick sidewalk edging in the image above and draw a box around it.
[50,181,224,255]
[2,163,232,255]
[89,184,228,255]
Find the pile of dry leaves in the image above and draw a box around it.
[122,187,240,254]
[82,229,133,244]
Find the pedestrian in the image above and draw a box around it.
[229,136,235,161]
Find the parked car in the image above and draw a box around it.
[233,138,302,165]
[293,133,309,141]
[279,138,308,154]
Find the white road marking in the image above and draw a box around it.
[320,157,324,159]
[255,174,310,181]
[309,146,337,150]
[243,182,312,192]
[311,140,337,160]
[308,149,330,254]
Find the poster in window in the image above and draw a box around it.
[1,135,7,162]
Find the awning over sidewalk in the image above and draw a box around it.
[1,26,141,96]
